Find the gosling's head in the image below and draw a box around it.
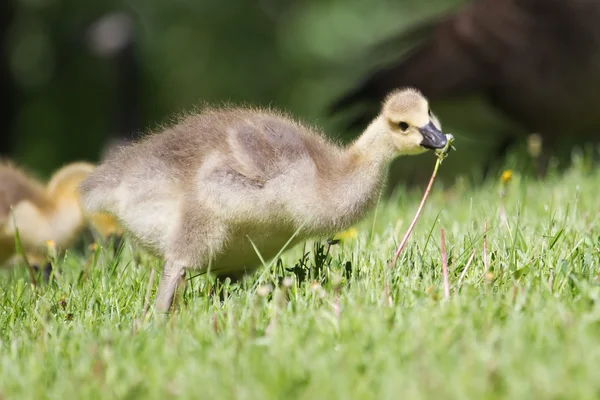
[381,88,447,155]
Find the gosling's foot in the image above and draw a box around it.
[107,233,124,253]
[32,262,53,284]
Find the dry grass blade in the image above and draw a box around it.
[389,134,454,269]
[440,228,450,299]
[389,161,441,270]
[385,135,454,306]
[457,249,476,289]
[211,313,219,334]
[383,281,393,307]
[332,275,342,320]
[141,268,156,320]
[133,267,157,334]
[483,220,489,273]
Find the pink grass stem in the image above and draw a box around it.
[389,160,441,269]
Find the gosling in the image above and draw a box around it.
[0,161,116,274]
[79,88,448,312]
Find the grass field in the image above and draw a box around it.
[2,158,600,399]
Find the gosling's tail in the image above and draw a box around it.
[78,167,119,213]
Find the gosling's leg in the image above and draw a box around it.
[30,260,52,284]
[42,262,52,284]
[107,233,123,252]
[158,204,228,313]
[155,260,185,314]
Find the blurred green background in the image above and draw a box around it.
[6,0,525,183]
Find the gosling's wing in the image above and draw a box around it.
[223,112,314,184]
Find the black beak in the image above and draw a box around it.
[419,121,447,150]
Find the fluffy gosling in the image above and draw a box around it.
[80,87,448,312]
[0,161,118,274]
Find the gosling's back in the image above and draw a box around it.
[79,107,340,255]
[0,163,50,223]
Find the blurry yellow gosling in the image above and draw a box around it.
[87,211,124,242]
[80,87,448,313]
[0,161,114,275]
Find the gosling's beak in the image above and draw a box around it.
[419,121,447,150]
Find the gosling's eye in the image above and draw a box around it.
[428,108,432,117]
[398,122,409,131]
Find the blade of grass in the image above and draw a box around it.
[457,249,476,289]
[483,220,489,274]
[440,228,450,299]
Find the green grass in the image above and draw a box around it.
[2,161,600,399]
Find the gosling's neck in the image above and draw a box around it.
[307,117,397,234]
[349,117,397,167]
